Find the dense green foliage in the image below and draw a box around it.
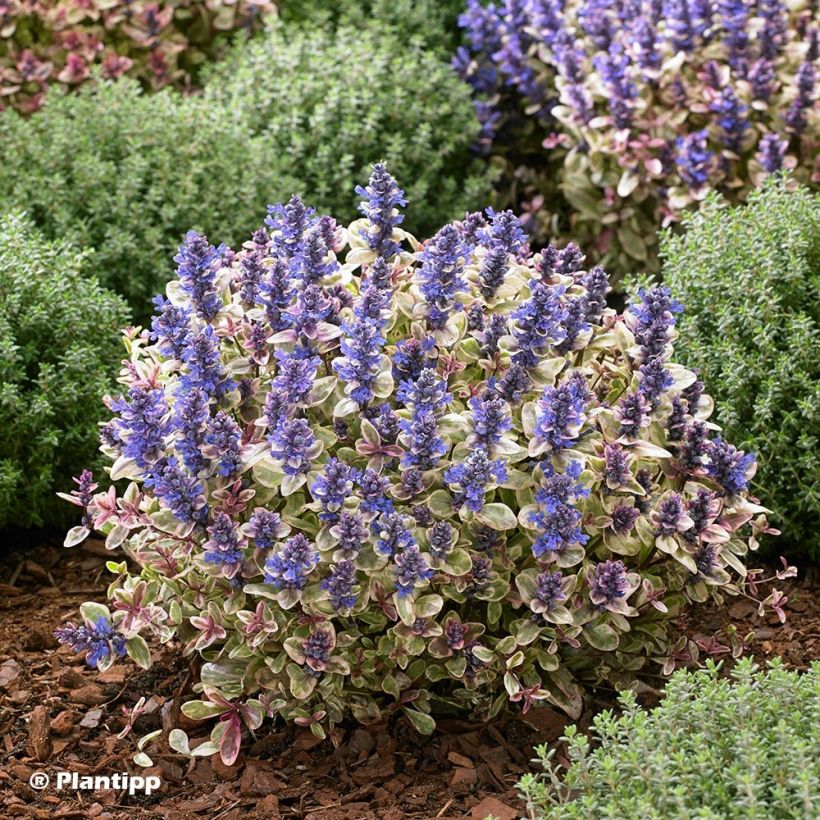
[0,213,129,530]
[204,22,489,242]
[277,0,465,52]
[662,179,820,560]
[520,659,820,819]
[0,79,271,316]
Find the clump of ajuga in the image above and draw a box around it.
[455,0,819,277]
[60,165,782,765]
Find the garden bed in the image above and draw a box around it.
[1,537,816,819]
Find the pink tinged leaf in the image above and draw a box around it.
[219,714,243,767]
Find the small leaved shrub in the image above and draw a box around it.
[0,212,129,530]
[60,166,780,766]
[0,79,274,315]
[519,659,820,819]
[0,0,274,113]
[277,0,466,53]
[662,179,820,560]
[455,0,819,278]
[204,21,490,243]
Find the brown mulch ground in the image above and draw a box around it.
[0,538,817,819]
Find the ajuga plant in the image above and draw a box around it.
[0,79,274,315]
[203,20,489,243]
[519,659,820,818]
[454,0,819,278]
[0,0,274,114]
[59,165,785,766]
[0,212,128,530]
[662,178,820,561]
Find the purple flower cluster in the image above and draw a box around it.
[55,616,126,669]
[331,511,369,558]
[322,560,358,612]
[707,437,755,495]
[398,367,451,470]
[355,163,406,260]
[174,231,225,321]
[445,448,507,512]
[373,511,416,557]
[311,459,358,522]
[203,511,244,574]
[394,545,434,598]
[512,282,568,367]
[469,391,512,451]
[264,533,319,589]
[530,462,590,559]
[245,508,287,551]
[416,225,469,330]
[334,282,390,407]
[110,386,169,469]
[627,286,683,364]
[269,417,317,476]
[146,458,208,525]
[534,371,590,453]
[589,559,628,607]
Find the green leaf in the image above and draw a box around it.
[181,700,229,720]
[584,624,620,652]
[403,708,436,735]
[475,502,517,530]
[80,602,111,624]
[126,635,151,670]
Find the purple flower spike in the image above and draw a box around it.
[355,163,406,260]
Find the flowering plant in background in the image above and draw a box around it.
[0,0,274,113]
[455,0,819,278]
[60,164,785,765]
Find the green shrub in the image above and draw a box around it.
[0,79,273,317]
[277,0,465,53]
[204,21,489,243]
[0,212,129,530]
[661,179,820,561]
[520,658,820,819]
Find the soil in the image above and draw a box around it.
[1,537,817,819]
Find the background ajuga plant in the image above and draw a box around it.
[454,0,819,279]
[0,0,274,113]
[58,165,784,766]
[662,178,820,561]
[202,20,490,244]
[0,212,128,529]
[519,658,820,818]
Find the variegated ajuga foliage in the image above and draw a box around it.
[60,165,777,765]
[455,0,819,278]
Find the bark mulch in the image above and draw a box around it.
[1,537,817,819]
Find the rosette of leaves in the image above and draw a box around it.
[662,178,820,560]
[203,19,490,243]
[519,658,820,818]
[60,165,780,766]
[455,0,819,280]
[0,0,274,114]
[0,212,129,529]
